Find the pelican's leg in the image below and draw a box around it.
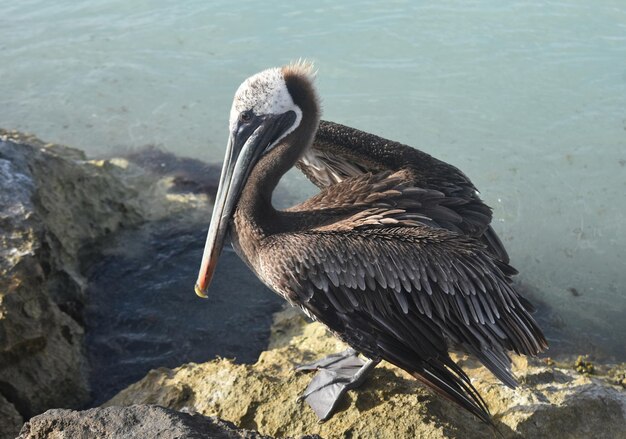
[295,349,379,421]
[295,348,362,371]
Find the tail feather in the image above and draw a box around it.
[470,347,518,389]
[412,362,493,426]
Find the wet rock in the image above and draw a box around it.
[17,405,292,439]
[107,307,626,439]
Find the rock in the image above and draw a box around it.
[0,131,144,318]
[0,393,22,439]
[17,405,307,439]
[0,136,108,430]
[107,307,626,439]
[0,130,213,438]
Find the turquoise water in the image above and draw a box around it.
[1,1,625,360]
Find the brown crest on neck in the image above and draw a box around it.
[282,64,320,136]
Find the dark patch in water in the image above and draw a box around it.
[83,221,284,405]
[568,287,580,297]
[124,145,221,195]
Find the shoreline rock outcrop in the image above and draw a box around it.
[1,130,214,438]
[106,307,626,439]
[0,131,143,434]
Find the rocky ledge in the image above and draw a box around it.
[106,307,626,439]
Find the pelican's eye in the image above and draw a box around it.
[239,111,253,123]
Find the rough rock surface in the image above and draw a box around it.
[0,393,22,439]
[0,132,140,436]
[0,130,212,438]
[108,307,626,439]
[17,405,289,439]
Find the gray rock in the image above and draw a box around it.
[17,405,318,439]
[1,139,88,428]
[0,393,22,439]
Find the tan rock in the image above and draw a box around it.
[105,307,626,438]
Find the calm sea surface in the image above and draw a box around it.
[1,1,625,360]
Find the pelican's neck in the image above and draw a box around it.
[236,113,318,235]
[234,72,320,255]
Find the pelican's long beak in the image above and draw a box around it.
[194,111,296,298]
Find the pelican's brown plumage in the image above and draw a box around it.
[195,63,547,425]
[302,120,511,265]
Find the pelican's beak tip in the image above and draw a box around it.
[194,283,209,299]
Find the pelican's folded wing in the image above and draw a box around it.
[297,120,510,264]
[258,223,546,423]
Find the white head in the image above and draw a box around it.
[229,62,317,147]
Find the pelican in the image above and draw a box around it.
[195,63,547,424]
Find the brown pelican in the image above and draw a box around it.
[195,63,547,424]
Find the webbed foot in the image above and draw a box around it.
[295,349,379,421]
